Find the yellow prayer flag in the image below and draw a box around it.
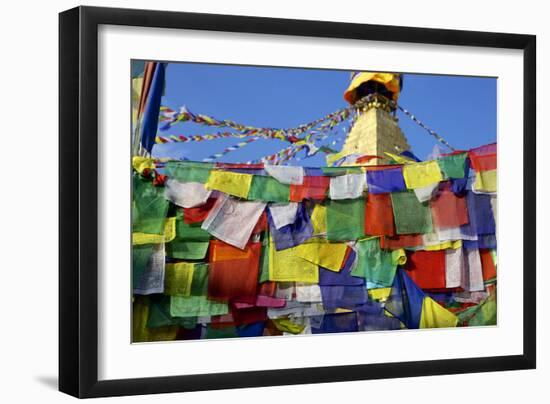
[368,287,392,302]
[419,297,458,329]
[205,170,253,199]
[473,169,497,193]
[311,204,327,235]
[132,216,176,245]
[132,156,155,174]
[293,239,348,272]
[423,240,462,251]
[384,152,416,165]
[164,262,195,296]
[132,297,178,342]
[402,160,443,189]
[272,318,305,334]
[392,248,407,266]
[268,235,318,283]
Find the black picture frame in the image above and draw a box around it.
[59,5,536,398]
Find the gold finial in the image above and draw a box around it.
[344,72,402,107]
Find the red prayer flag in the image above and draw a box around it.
[430,187,469,229]
[207,240,261,301]
[365,193,396,236]
[290,176,330,202]
[405,250,447,290]
[480,249,497,281]
[380,234,423,249]
[469,153,496,171]
[183,197,217,224]
[252,212,268,234]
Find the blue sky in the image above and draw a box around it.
[147,61,496,166]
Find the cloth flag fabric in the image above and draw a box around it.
[207,241,261,301]
[139,62,165,153]
[326,199,365,241]
[365,193,395,236]
[419,297,458,328]
[268,233,319,283]
[431,186,469,229]
[403,160,443,189]
[201,194,266,249]
[385,268,425,329]
[132,140,498,341]
[269,203,314,250]
[289,176,330,201]
[293,239,348,271]
[164,262,196,296]
[133,243,166,294]
[437,153,467,179]
[391,191,433,234]
[405,250,447,290]
[248,175,291,203]
[164,179,212,208]
[352,238,404,289]
[329,173,367,200]
[268,202,298,229]
[366,166,407,194]
[205,170,253,199]
[264,164,304,185]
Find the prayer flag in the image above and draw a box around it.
[326,199,365,241]
[205,170,253,199]
[405,250,447,290]
[248,175,291,202]
[419,297,458,328]
[366,166,406,194]
[437,153,467,179]
[207,240,261,301]
[365,193,395,236]
[391,191,433,234]
[402,160,443,189]
[268,203,313,250]
[201,194,266,249]
[385,268,425,329]
[329,173,367,200]
[289,176,330,201]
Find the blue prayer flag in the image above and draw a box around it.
[366,167,407,194]
[268,203,313,250]
[384,268,425,329]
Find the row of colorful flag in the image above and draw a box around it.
[131,143,497,341]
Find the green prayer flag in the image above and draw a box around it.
[190,263,209,296]
[352,238,397,288]
[205,325,238,339]
[258,232,270,283]
[170,295,228,317]
[167,240,209,260]
[321,166,364,176]
[147,296,198,329]
[248,175,290,202]
[175,209,211,241]
[390,191,433,234]
[437,153,467,179]
[326,199,365,241]
[165,161,213,183]
[468,295,497,326]
[132,174,169,234]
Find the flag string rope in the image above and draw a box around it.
[156,94,456,163]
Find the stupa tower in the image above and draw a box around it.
[339,72,410,165]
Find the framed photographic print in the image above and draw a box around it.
[59,6,536,398]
